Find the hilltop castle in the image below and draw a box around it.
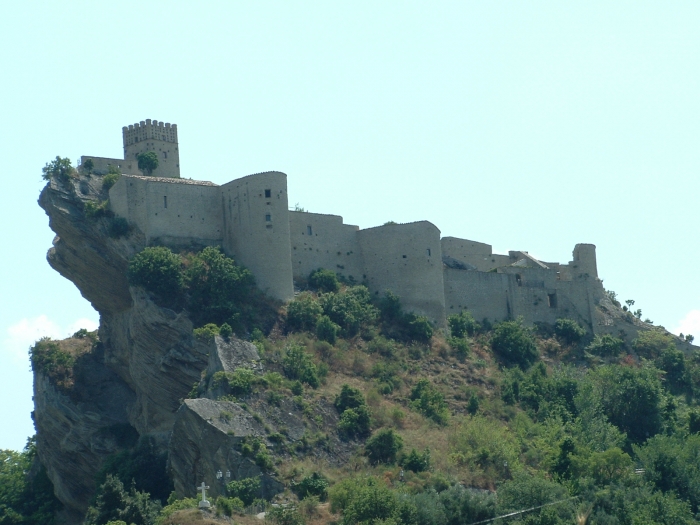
[83,120,607,330]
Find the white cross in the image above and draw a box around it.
[197,482,211,508]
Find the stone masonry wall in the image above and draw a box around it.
[358,221,446,325]
[288,211,362,283]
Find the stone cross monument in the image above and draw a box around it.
[197,482,211,508]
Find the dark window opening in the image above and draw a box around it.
[548,293,557,308]
[265,214,271,222]
[163,196,167,208]
[402,255,407,259]
[516,274,522,287]
[265,189,271,198]
[426,248,431,256]
[307,225,312,235]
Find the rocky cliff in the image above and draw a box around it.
[35,174,337,523]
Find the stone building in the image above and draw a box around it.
[99,119,607,330]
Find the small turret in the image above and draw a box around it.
[571,243,598,278]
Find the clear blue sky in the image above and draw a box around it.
[1,1,699,451]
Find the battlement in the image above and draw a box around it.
[122,119,178,147]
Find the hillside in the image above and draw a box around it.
[2,161,699,525]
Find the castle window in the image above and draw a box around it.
[164,196,167,209]
[426,248,431,256]
[163,151,167,159]
[265,214,271,222]
[548,293,557,308]
[265,189,271,198]
[307,225,313,235]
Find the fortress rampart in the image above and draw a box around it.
[100,119,607,329]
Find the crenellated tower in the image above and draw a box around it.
[122,119,180,178]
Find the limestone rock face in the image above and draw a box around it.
[33,348,135,523]
[169,399,284,501]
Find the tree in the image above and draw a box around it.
[136,151,159,176]
[82,158,94,174]
[490,319,539,369]
[308,268,340,293]
[127,246,184,305]
[554,318,586,344]
[448,310,480,338]
[365,429,404,465]
[42,156,75,182]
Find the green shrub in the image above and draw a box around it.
[137,151,159,175]
[338,405,372,440]
[293,472,329,501]
[282,344,320,388]
[226,476,261,506]
[586,334,624,357]
[265,506,305,525]
[212,368,257,396]
[448,310,480,338]
[633,330,676,359]
[215,496,244,517]
[128,246,184,305]
[108,217,129,238]
[42,156,76,182]
[103,172,121,190]
[378,290,403,321]
[286,292,323,332]
[448,337,470,360]
[365,428,404,465]
[155,497,197,524]
[410,379,449,425]
[219,322,233,339]
[407,315,433,342]
[366,336,397,358]
[554,318,586,344]
[320,286,378,337]
[193,323,219,341]
[84,199,109,219]
[316,314,339,344]
[84,475,161,525]
[184,246,256,328]
[29,338,76,389]
[335,385,366,413]
[309,268,340,293]
[400,448,431,473]
[490,319,539,369]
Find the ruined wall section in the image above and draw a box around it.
[288,211,362,283]
[123,120,180,179]
[570,244,598,279]
[358,222,445,325]
[441,236,511,271]
[221,172,294,301]
[80,156,141,176]
[109,175,222,246]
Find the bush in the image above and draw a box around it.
[586,334,624,357]
[400,448,431,473]
[193,323,219,342]
[215,496,244,517]
[554,318,586,344]
[337,405,372,440]
[128,246,184,305]
[212,368,257,396]
[103,172,121,190]
[219,322,233,340]
[378,290,403,322]
[84,199,109,219]
[42,156,76,182]
[633,330,676,359]
[29,338,76,389]
[286,293,323,332]
[282,344,320,388]
[410,379,449,425]
[309,268,340,293]
[448,337,470,361]
[293,472,329,501]
[365,429,404,465]
[490,319,539,369]
[226,476,261,506]
[320,286,378,337]
[155,497,198,524]
[407,315,433,342]
[265,506,305,525]
[448,310,480,338]
[84,475,161,525]
[335,385,366,413]
[315,314,339,344]
[108,217,129,238]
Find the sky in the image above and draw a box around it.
[1,1,699,451]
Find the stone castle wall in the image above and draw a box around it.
[288,211,363,283]
[357,222,446,325]
[102,120,603,329]
[221,172,294,301]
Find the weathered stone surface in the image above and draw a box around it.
[33,347,136,521]
[169,399,283,500]
[206,336,262,377]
